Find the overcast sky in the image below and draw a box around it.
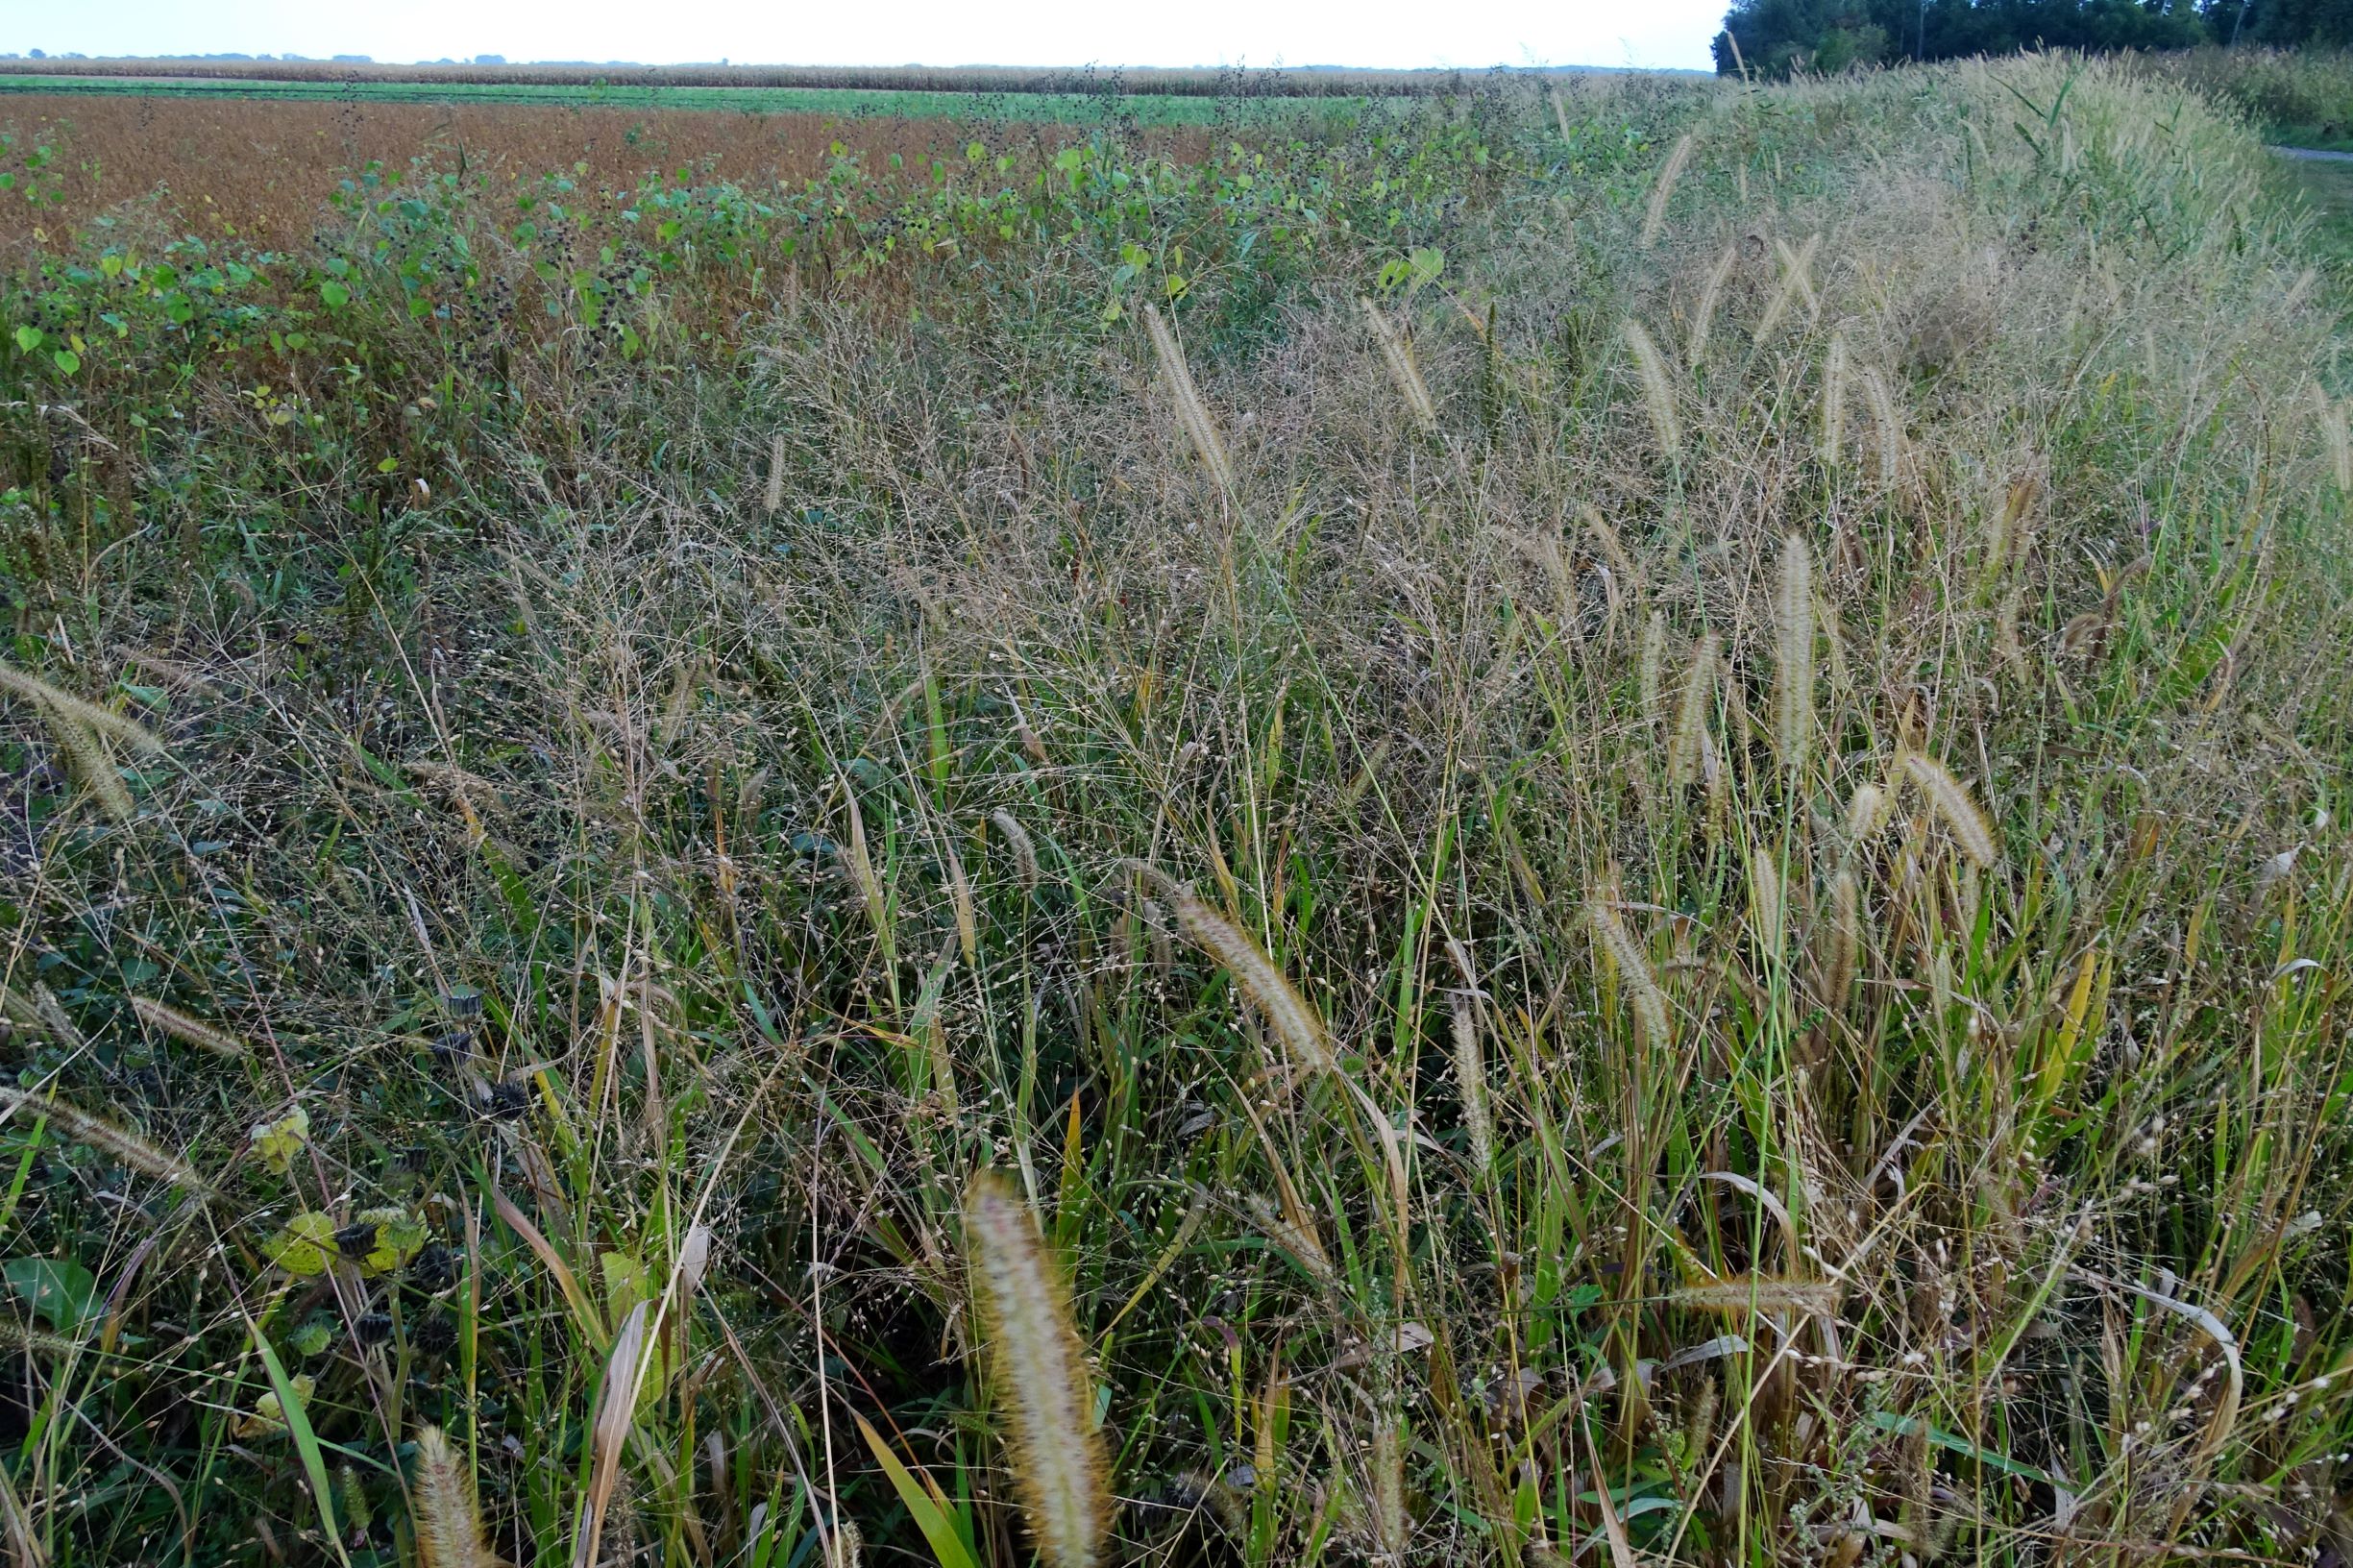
[11,0,1726,75]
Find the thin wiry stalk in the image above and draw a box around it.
[963,1171,1112,1568]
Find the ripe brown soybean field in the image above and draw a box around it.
[3,55,2353,1568]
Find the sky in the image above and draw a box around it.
[8,0,1726,75]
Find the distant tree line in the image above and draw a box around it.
[1715,0,2353,75]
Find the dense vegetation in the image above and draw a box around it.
[1714,0,2345,78]
[3,53,2353,1568]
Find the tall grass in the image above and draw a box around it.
[0,51,2349,1568]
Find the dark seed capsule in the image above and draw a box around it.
[486,1080,529,1121]
[410,1240,455,1292]
[411,1314,456,1356]
[442,985,483,1019]
[354,1311,394,1348]
[334,1222,380,1260]
[430,1029,474,1065]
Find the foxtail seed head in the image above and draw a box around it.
[1687,245,1737,369]
[1171,894,1335,1074]
[0,1086,215,1201]
[1862,368,1902,482]
[1901,752,1999,869]
[1361,297,1437,434]
[0,662,167,754]
[2317,385,2352,493]
[1639,611,1668,732]
[1667,633,1720,789]
[412,1426,500,1568]
[130,996,250,1059]
[1142,304,1234,500]
[1641,133,1696,250]
[1773,535,1815,773]
[1449,989,1493,1177]
[1587,897,1671,1050]
[990,808,1041,894]
[1623,320,1681,462]
[763,431,787,514]
[964,1171,1113,1568]
[1748,849,1784,956]
[1821,866,1862,1012]
[1820,333,1849,463]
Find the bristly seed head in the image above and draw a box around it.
[963,1171,1113,1568]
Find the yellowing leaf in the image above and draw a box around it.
[268,1212,337,1277]
[250,1106,310,1175]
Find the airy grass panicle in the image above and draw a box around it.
[963,1171,1113,1568]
